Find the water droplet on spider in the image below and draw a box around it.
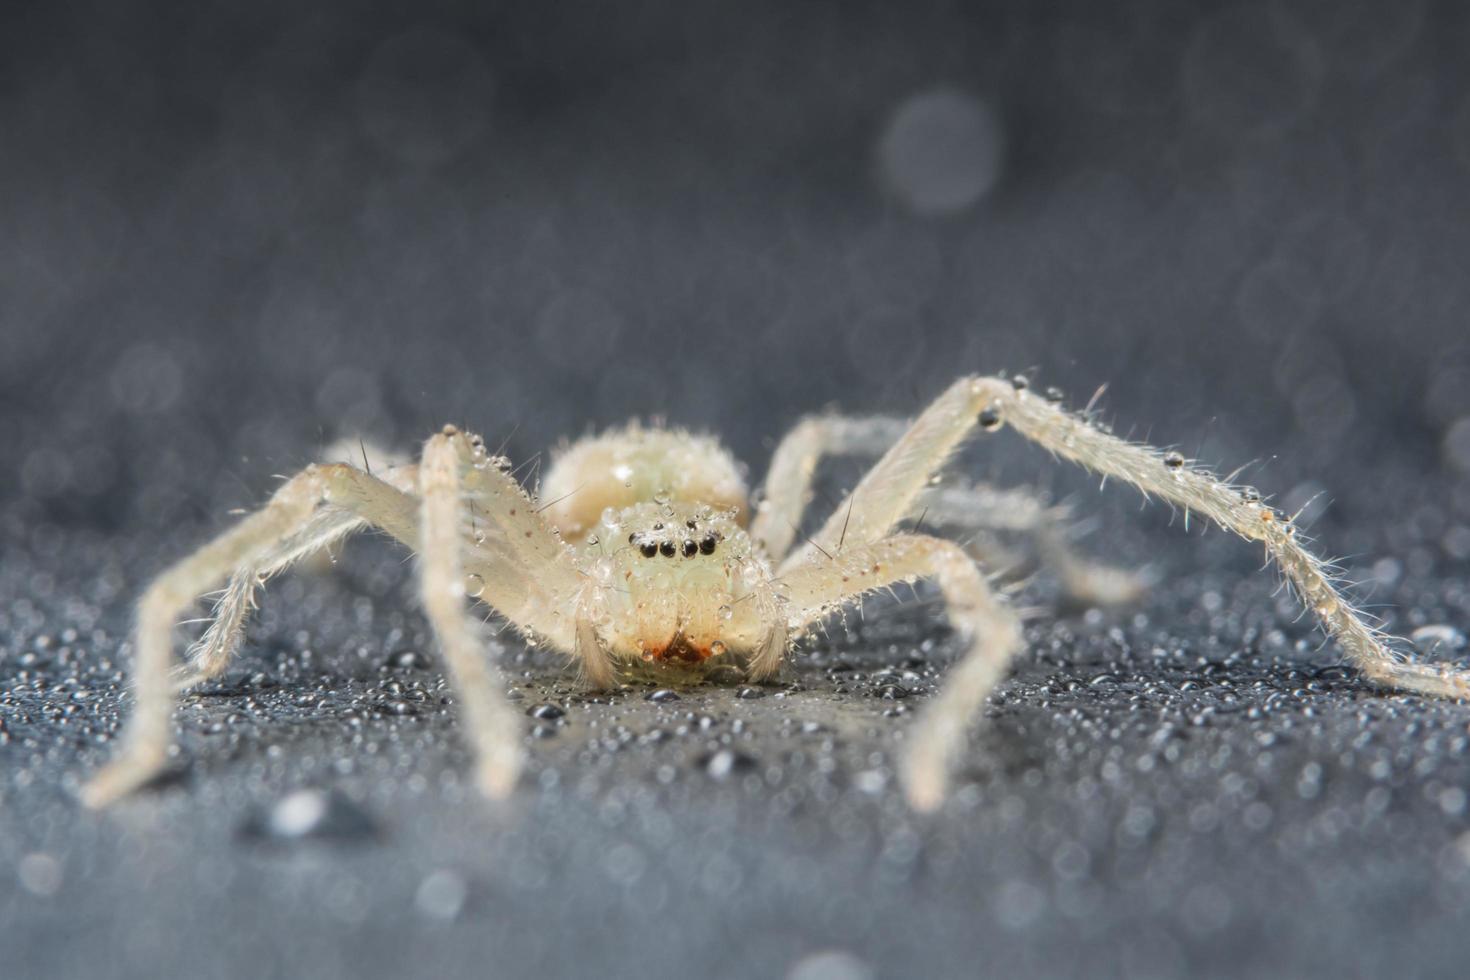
[653,489,671,505]
[465,574,486,598]
[709,640,728,657]
[718,604,734,621]
[978,407,1003,431]
[1163,451,1186,472]
[1044,386,1065,403]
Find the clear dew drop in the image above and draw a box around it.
[465,573,485,598]
[718,604,734,621]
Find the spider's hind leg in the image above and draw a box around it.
[82,463,420,807]
[170,507,367,692]
[915,480,1146,608]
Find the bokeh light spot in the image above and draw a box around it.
[877,88,1004,217]
[356,28,494,168]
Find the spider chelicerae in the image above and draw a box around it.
[83,374,1470,810]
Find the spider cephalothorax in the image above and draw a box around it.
[84,375,1470,812]
[582,499,766,666]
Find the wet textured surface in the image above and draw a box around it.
[7,2,1470,978]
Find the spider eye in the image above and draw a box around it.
[652,522,664,531]
[639,542,657,558]
[699,535,717,555]
[686,519,698,530]
[659,540,676,558]
[681,539,698,558]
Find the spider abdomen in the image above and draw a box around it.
[539,424,750,541]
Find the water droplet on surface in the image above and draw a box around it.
[17,853,62,897]
[415,869,468,921]
[465,574,486,598]
[646,689,681,703]
[245,789,379,842]
[528,702,565,720]
[704,748,756,781]
[787,950,874,980]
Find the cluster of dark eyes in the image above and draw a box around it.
[629,520,720,559]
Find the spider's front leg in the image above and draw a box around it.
[797,375,1470,701]
[418,427,610,797]
[418,430,528,798]
[775,533,1024,812]
[82,463,420,807]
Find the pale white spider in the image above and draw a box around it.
[82,374,1470,811]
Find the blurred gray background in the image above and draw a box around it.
[5,1,1470,978]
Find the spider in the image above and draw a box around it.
[82,374,1470,810]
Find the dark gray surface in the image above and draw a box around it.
[6,2,1470,978]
